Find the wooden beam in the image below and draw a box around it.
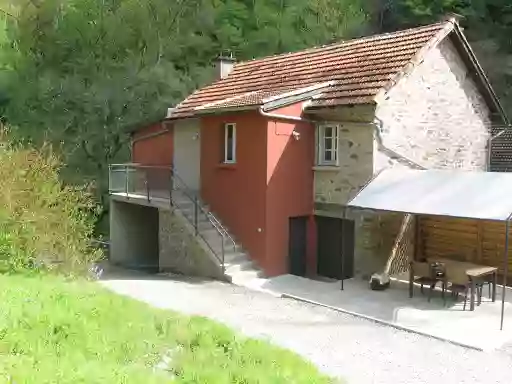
[414,215,422,261]
[476,220,483,263]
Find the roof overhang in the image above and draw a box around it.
[261,81,336,111]
[166,82,336,120]
[348,168,512,222]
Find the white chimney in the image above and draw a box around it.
[215,52,236,80]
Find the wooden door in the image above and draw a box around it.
[316,216,354,279]
[289,216,308,277]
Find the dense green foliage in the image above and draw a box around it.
[0,274,334,383]
[0,1,511,232]
[376,0,512,120]
[0,141,100,274]
[0,0,368,230]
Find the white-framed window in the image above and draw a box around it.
[224,123,236,163]
[317,124,339,166]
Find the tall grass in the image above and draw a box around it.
[0,274,336,383]
[0,141,101,275]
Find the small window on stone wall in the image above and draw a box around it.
[318,124,339,166]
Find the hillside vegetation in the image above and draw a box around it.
[0,1,510,230]
[0,141,100,274]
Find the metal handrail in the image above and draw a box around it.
[169,191,226,268]
[169,167,236,251]
[207,211,236,252]
[110,163,172,169]
[109,163,230,271]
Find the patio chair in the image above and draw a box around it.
[447,266,472,311]
[447,254,491,301]
[411,261,446,303]
[476,277,492,301]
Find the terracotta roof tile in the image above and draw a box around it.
[171,22,452,118]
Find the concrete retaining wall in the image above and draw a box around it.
[158,209,224,280]
[109,200,159,271]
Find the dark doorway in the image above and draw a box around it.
[110,201,160,273]
[289,216,308,277]
[316,216,355,279]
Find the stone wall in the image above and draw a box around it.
[349,209,405,278]
[354,38,492,278]
[314,123,374,206]
[158,209,224,280]
[315,38,492,279]
[375,38,491,172]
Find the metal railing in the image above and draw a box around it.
[108,163,236,271]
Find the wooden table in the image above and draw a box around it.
[428,258,497,311]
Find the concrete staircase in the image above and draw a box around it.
[170,190,267,289]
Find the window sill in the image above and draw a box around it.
[217,163,237,170]
[313,165,340,172]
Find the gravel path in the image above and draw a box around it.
[101,272,512,384]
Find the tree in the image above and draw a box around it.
[375,0,512,121]
[1,0,201,230]
[0,0,368,232]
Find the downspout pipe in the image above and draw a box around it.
[373,117,426,170]
[259,108,425,170]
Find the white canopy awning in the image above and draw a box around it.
[347,169,512,222]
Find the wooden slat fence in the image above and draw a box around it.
[419,216,512,276]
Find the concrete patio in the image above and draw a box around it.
[257,273,512,351]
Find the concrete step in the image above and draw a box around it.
[173,209,214,232]
[197,221,215,231]
[226,268,265,282]
[200,228,238,245]
[199,238,243,258]
[223,251,248,264]
[176,208,216,226]
[175,206,196,218]
[169,195,269,291]
[227,270,276,296]
[224,259,254,274]
[234,277,280,297]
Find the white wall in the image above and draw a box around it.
[173,119,201,191]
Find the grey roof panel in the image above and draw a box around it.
[348,169,512,221]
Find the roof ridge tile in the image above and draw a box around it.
[235,22,447,68]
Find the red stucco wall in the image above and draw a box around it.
[264,103,315,275]
[200,112,268,267]
[200,103,315,277]
[132,122,174,165]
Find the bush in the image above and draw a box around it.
[0,141,101,275]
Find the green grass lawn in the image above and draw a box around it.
[0,274,335,383]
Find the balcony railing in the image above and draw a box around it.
[109,163,173,200]
[108,163,236,271]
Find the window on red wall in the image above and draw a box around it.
[224,123,236,163]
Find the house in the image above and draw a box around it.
[109,16,509,284]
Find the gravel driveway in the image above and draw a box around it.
[101,271,512,384]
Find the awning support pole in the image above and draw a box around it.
[341,206,347,291]
[500,212,512,330]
